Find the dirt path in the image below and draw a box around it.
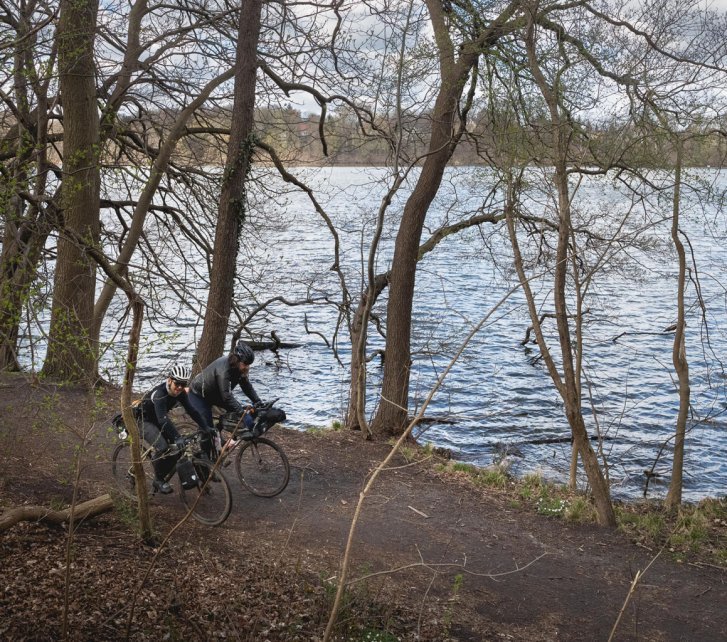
[1,373,725,641]
[229,429,727,641]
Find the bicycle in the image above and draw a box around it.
[215,399,290,498]
[110,414,233,526]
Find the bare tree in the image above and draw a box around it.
[42,0,101,381]
[372,0,522,436]
[194,0,263,369]
[1,0,243,378]
[502,7,618,526]
[665,140,690,509]
[0,0,57,371]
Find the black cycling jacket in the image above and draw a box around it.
[189,355,261,413]
[138,381,209,439]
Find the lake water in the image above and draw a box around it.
[25,166,727,502]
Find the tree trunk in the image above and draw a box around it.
[0,494,113,532]
[371,0,519,437]
[522,17,615,526]
[0,10,52,371]
[347,302,366,432]
[344,211,501,433]
[346,273,389,432]
[66,228,154,540]
[194,0,263,370]
[665,143,690,510]
[42,0,101,383]
[371,1,473,437]
[0,214,51,371]
[123,296,153,540]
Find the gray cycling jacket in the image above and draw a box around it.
[189,355,261,413]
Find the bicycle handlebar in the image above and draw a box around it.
[255,398,279,410]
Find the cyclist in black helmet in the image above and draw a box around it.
[188,341,262,429]
[136,364,214,494]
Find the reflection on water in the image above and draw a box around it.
[35,167,727,501]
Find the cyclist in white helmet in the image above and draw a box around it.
[135,364,214,493]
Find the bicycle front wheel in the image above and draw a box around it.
[111,442,154,498]
[178,457,232,526]
[235,437,290,497]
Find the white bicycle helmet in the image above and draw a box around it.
[169,364,191,384]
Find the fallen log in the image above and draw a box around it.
[248,340,301,351]
[247,330,302,352]
[524,435,614,445]
[0,493,114,532]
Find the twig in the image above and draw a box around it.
[416,545,438,639]
[346,553,548,587]
[689,561,726,571]
[383,454,433,471]
[62,418,97,639]
[608,546,665,642]
[408,506,429,518]
[608,570,642,642]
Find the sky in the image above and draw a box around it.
[286,0,727,117]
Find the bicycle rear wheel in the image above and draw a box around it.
[178,457,232,526]
[234,437,290,497]
[111,441,154,498]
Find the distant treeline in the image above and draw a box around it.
[164,105,727,169]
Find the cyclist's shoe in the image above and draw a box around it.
[221,439,238,467]
[153,479,173,494]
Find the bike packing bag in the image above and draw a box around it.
[263,407,286,424]
[252,408,287,436]
[176,458,198,490]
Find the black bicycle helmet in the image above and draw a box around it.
[169,364,191,384]
[234,341,255,365]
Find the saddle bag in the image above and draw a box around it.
[176,458,198,490]
[112,413,128,440]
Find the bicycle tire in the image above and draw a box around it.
[111,441,154,498]
[234,437,290,497]
[178,457,232,526]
